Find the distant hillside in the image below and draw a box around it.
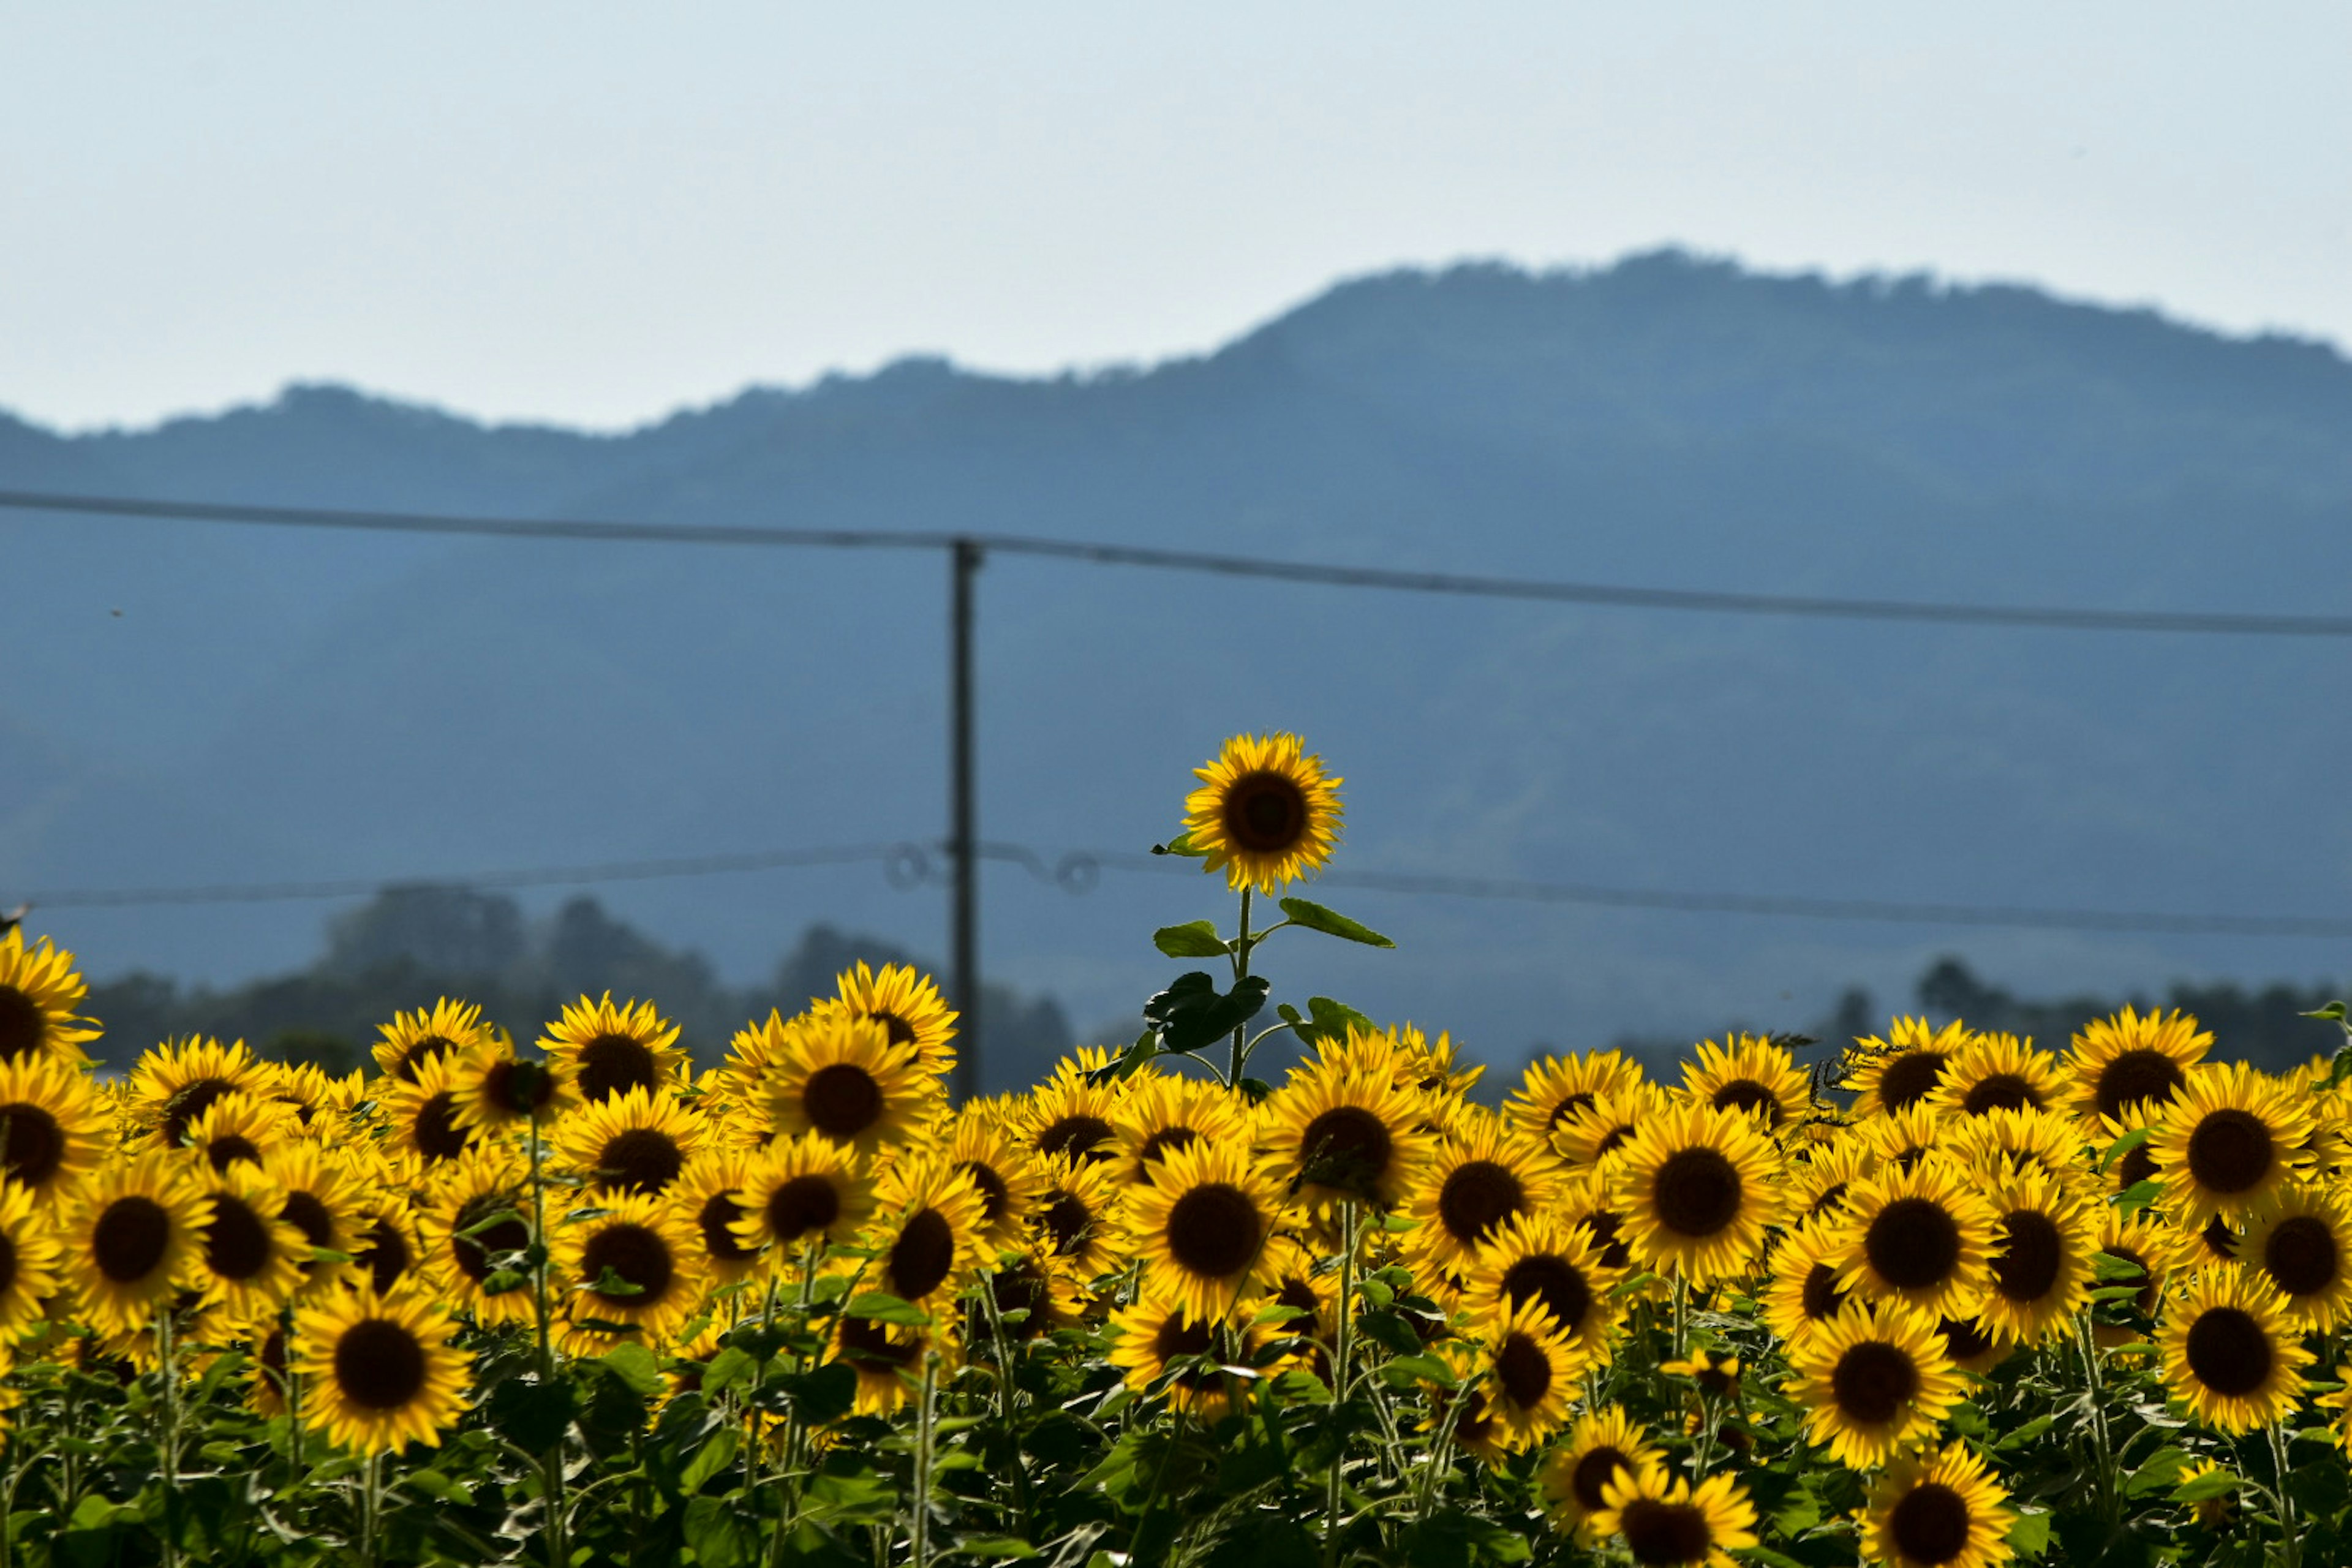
[8,251,2350,1071]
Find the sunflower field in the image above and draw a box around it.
[1,734,2350,1567]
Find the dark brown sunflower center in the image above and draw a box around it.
[1597,1123,1638,1159]
[1164,1183,1262,1279]
[484,1058,556,1115]
[1298,1106,1394,1197]
[2186,1109,2274,1196]
[1276,1276,1321,1322]
[259,1325,287,1380]
[1547,1091,1597,1131]
[2201,1215,2240,1261]
[1221,771,1308,853]
[1865,1196,1963,1290]
[698,1191,755,1262]
[803,1064,883,1139]
[95,1196,173,1282]
[867,1009,918,1049]
[1619,1498,1714,1567]
[1962,1074,2039,1115]
[0,1230,16,1295]
[1651,1147,1743,1237]
[2095,1049,2187,1121]
[766,1174,842,1242]
[412,1092,473,1162]
[1452,1390,1495,1447]
[2263,1215,2339,1298]
[396,1035,458,1082]
[281,1190,335,1261]
[597,1128,684,1195]
[2185,1306,2272,1396]
[1043,1191,1095,1256]
[1809,1182,1852,1219]
[888,1208,957,1299]
[1570,1446,1630,1512]
[205,1135,262,1171]
[582,1223,675,1306]
[1938,1315,1995,1362]
[839,1313,922,1368]
[1137,1127,1199,1167]
[1038,1114,1114,1162]
[164,1079,236,1148]
[1494,1332,1552,1409]
[1500,1253,1592,1332]
[1888,1481,1972,1565]
[0,987,42,1063]
[205,1193,274,1283]
[1801,1262,1847,1322]
[988,1259,1054,1339]
[2116,1144,2158,1191]
[0,1102,64,1186]
[361,1215,413,1293]
[451,1198,529,1286]
[1877,1051,1948,1112]
[1710,1080,1783,1127]
[334,1317,429,1408]
[577,1032,660,1103]
[1831,1339,1920,1425]
[1150,1311,1219,1388]
[1581,1210,1633,1270]
[1991,1209,2063,1303]
[956,1160,1011,1223]
[1438,1160,1526,1245]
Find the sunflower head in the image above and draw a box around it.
[552,1084,706,1197]
[762,1011,941,1156]
[292,1287,471,1454]
[1832,1156,1998,1319]
[1608,1101,1782,1284]
[1180,732,1343,894]
[1405,1103,1566,1274]
[1539,1406,1666,1540]
[1593,1463,1760,1568]
[1847,1018,1970,1119]
[2149,1062,2313,1224]
[558,1190,705,1351]
[0,928,101,1067]
[1786,1301,1963,1468]
[1120,1137,1283,1321]
[127,1036,271,1151]
[450,1040,575,1133]
[732,1133,876,1270]
[2242,1182,2352,1329]
[2063,1005,2211,1128]
[1864,1441,2018,1568]
[2158,1264,2313,1433]
[1927,1030,2060,1119]
[370,998,492,1084]
[822,961,959,1078]
[539,993,687,1106]
[0,1052,107,1204]
[1679,1035,1812,1133]
[1107,1289,1261,1422]
[1261,1043,1437,1211]
[1504,1051,1645,1158]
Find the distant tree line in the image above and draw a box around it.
[80,886,1074,1092]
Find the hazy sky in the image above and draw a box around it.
[6,2,2346,432]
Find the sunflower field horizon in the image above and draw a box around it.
[0,734,2345,1566]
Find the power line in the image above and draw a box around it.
[7,486,2351,638]
[17,839,2351,938]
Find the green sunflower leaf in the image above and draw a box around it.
[2114,1179,2163,1214]
[1152,832,1210,859]
[1143,971,1270,1055]
[1153,921,1230,959]
[2007,1509,2053,1557]
[1276,899,1395,949]
[843,1292,932,1328]
[2173,1467,2240,1502]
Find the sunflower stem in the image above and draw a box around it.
[361,1450,382,1568]
[2074,1315,2117,1525]
[2267,1421,2299,1568]
[156,1302,179,1568]
[1229,888,1254,1087]
[1324,1201,1360,1568]
[526,1121,567,1568]
[910,1350,940,1568]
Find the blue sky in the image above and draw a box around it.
[6,2,2346,431]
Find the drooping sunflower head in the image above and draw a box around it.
[832,1303,957,1417]
[2062,1005,2210,1128]
[1180,731,1343,894]
[731,1133,876,1271]
[1608,1101,1782,1284]
[2090,1209,2182,1347]
[1472,1297,1579,1451]
[127,1036,271,1152]
[1261,1046,1438,1211]
[552,1084,706,1197]
[421,1147,537,1328]
[943,1102,1049,1248]
[349,1194,428,1298]
[668,1147,765,1286]
[0,1051,107,1204]
[2242,1182,2352,1329]
[1538,1405,1667,1541]
[1107,1287,1261,1422]
[1405,1102,1566,1274]
[1760,1218,1858,1344]
[557,1189,705,1352]
[292,1287,471,1455]
[2158,1264,2313,1434]
[0,928,101,1067]
[190,1163,309,1323]
[1463,1208,1622,1362]
[1926,1030,2060,1120]
[370,998,492,1085]
[1554,1082,1668,1174]
[1864,1441,2017,1568]
[1789,1133,1878,1226]
[761,1011,940,1156]
[1030,1152,1129,1283]
[1679,1034,1812,1134]
[539,993,687,1106]
[1021,1053,1128,1166]
[1975,1165,2097,1345]
[1593,1463,1760,1568]
[1120,1137,1283,1322]
[261,1142,368,1295]
[1848,1018,1971,1120]
[965,1242,1090,1347]
[2149,1061,2313,1224]
[1787,1300,1963,1468]
[1504,1050,1645,1158]
[1831,1156,1997,1319]
[821,960,958,1077]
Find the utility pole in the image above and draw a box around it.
[949,538,983,1100]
